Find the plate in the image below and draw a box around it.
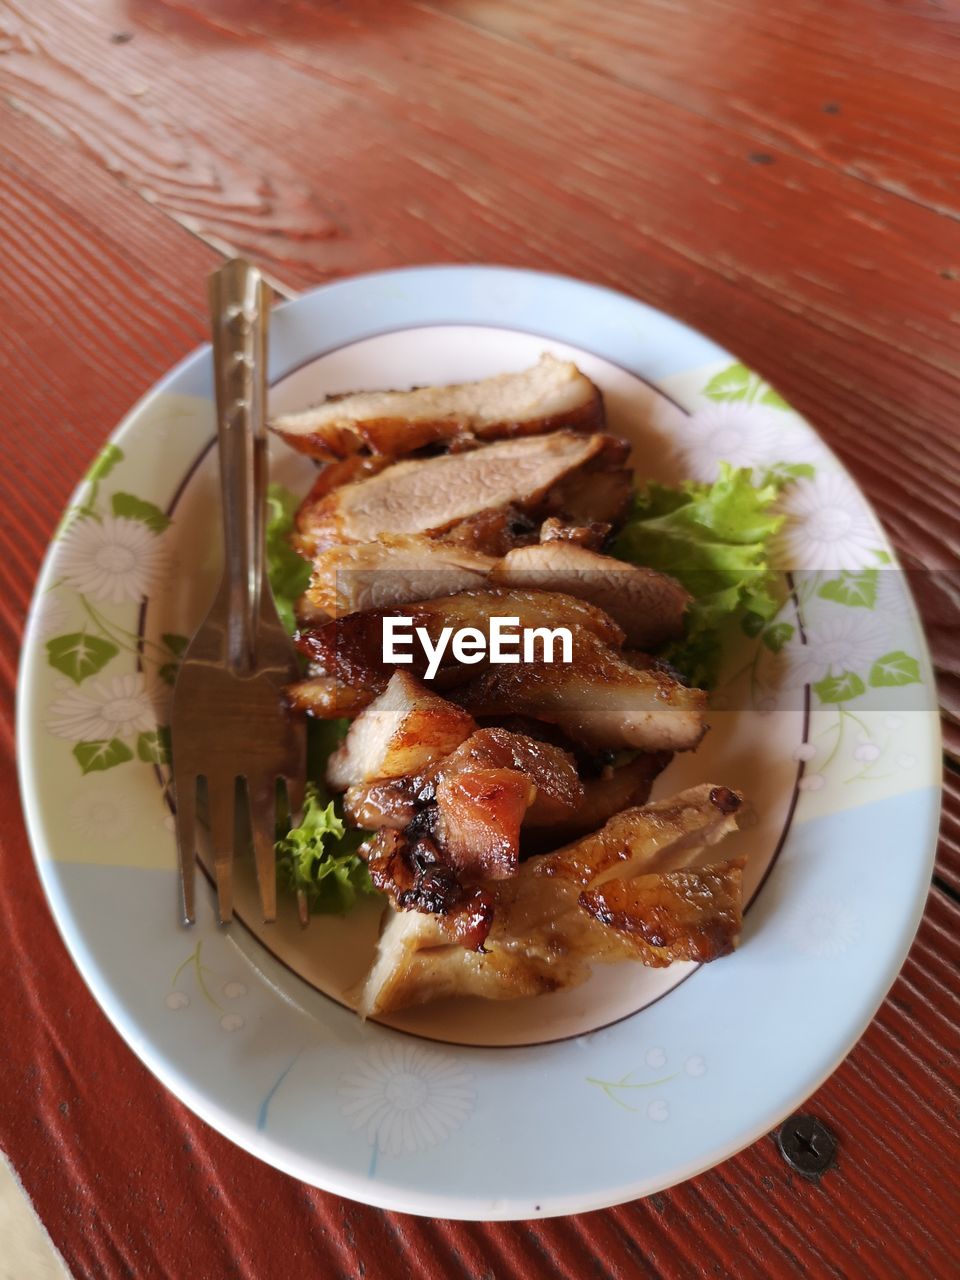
[17,266,940,1218]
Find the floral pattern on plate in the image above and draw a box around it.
[39,442,186,775]
[340,1043,475,1171]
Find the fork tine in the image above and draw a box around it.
[206,777,236,924]
[249,778,278,923]
[173,768,197,925]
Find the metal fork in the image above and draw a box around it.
[171,259,305,925]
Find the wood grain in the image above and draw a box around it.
[0,0,957,707]
[0,2,958,1275]
[431,0,960,214]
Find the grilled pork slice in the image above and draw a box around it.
[358,909,590,1017]
[271,354,604,462]
[432,729,583,878]
[291,455,391,558]
[343,731,587,837]
[522,753,671,840]
[295,587,705,751]
[300,536,497,622]
[297,587,626,689]
[358,786,744,1015]
[539,784,743,887]
[545,459,633,526]
[326,671,476,791]
[295,432,628,554]
[490,542,690,650]
[450,640,706,752]
[579,859,746,966]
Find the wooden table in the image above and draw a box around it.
[1,2,958,1275]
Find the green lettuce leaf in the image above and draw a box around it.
[266,484,311,634]
[612,463,787,687]
[276,782,378,914]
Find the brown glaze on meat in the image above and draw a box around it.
[431,728,583,878]
[325,671,476,791]
[538,784,744,887]
[578,857,746,966]
[366,829,495,952]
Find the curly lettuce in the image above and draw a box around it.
[276,781,377,914]
[613,463,801,687]
[266,484,311,634]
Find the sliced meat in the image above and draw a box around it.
[450,639,706,752]
[296,587,626,692]
[490,541,690,650]
[357,907,583,1018]
[358,787,744,1015]
[538,785,743,887]
[434,767,534,881]
[326,671,476,791]
[301,536,497,622]
[295,432,621,552]
[271,353,604,462]
[365,830,495,952]
[343,778,420,830]
[545,456,633,527]
[292,455,391,558]
[440,506,540,557]
[295,587,704,750]
[432,729,583,878]
[579,858,746,966]
[523,752,670,838]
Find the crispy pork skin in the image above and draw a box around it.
[579,858,746,966]
[491,542,690,650]
[326,671,476,791]
[294,432,624,553]
[271,354,604,461]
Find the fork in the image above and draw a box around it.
[172,259,305,925]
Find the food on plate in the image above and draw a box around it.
[292,430,630,555]
[579,858,746,967]
[489,541,690,650]
[271,352,604,461]
[357,786,744,1015]
[265,352,794,1015]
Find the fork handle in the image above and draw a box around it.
[209,259,270,674]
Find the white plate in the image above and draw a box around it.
[18,267,940,1218]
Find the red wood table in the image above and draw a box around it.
[1,2,958,1275]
